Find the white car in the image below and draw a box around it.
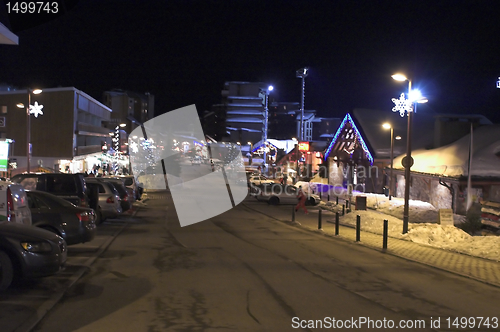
[0,180,32,225]
[249,175,274,186]
[253,183,321,206]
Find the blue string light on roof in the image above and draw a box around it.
[323,113,374,165]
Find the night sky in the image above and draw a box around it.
[1,0,500,123]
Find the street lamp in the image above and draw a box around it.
[391,73,428,233]
[382,123,394,200]
[247,141,253,166]
[261,85,273,172]
[296,67,308,141]
[17,88,42,173]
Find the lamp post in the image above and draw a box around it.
[247,141,253,166]
[261,85,273,173]
[382,123,394,200]
[296,67,308,141]
[17,88,42,173]
[391,74,428,234]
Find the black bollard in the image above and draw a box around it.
[356,215,361,242]
[327,194,330,202]
[318,210,322,229]
[335,212,339,235]
[342,204,345,216]
[383,219,388,250]
[336,196,339,205]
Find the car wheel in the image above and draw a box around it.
[268,196,280,205]
[0,251,14,291]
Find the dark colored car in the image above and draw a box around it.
[100,178,131,212]
[0,222,67,291]
[26,190,96,245]
[10,173,89,208]
[105,175,141,200]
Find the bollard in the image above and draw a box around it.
[327,194,330,202]
[356,215,361,242]
[318,210,322,229]
[320,191,322,199]
[292,205,296,222]
[342,204,345,216]
[335,212,339,235]
[383,219,388,250]
[336,196,339,205]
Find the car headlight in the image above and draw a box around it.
[21,241,53,253]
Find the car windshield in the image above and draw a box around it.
[122,178,134,186]
[46,175,78,194]
[110,182,127,196]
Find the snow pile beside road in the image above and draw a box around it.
[319,193,500,261]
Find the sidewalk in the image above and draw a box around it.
[243,201,500,288]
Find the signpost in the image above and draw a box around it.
[438,209,454,226]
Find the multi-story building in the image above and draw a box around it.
[0,87,114,175]
[221,81,272,144]
[102,89,154,133]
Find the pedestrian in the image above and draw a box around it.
[295,185,308,214]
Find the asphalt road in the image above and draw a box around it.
[28,194,500,331]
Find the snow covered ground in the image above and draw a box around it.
[297,183,500,262]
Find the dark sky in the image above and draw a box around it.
[1,0,500,122]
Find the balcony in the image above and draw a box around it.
[76,145,102,156]
[76,122,112,137]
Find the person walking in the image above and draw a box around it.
[295,186,308,214]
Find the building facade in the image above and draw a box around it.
[0,87,115,175]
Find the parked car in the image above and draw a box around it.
[249,175,274,186]
[253,183,321,206]
[85,178,122,223]
[107,175,142,200]
[99,178,131,212]
[0,180,32,225]
[26,190,96,245]
[0,222,67,291]
[10,173,89,208]
[191,156,202,165]
[104,175,140,203]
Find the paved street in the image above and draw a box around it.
[9,192,495,331]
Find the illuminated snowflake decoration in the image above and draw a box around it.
[130,141,138,153]
[391,93,413,117]
[29,101,44,118]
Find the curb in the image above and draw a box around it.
[15,206,142,332]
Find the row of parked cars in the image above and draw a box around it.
[0,173,142,291]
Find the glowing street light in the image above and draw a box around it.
[261,85,274,171]
[17,88,42,173]
[391,73,428,234]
